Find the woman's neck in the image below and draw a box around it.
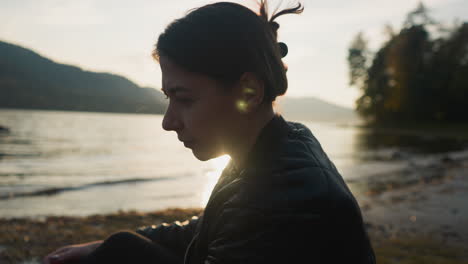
[228,106,275,172]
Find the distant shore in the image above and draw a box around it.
[357,121,468,140]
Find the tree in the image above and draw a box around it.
[403,2,436,28]
[348,2,468,124]
[348,32,369,88]
[426,23,468,121]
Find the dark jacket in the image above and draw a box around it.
[136,115,376,264]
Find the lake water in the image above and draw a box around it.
[0,109,465,218]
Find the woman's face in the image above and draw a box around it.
[160,56,241,161]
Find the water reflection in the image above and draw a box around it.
[2,109,468,218]
[354,128,468,155]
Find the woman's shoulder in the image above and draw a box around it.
[273,119,337,172]
[235,118,354,209]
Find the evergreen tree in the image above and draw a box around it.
[348,2,468,123]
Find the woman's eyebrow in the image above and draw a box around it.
[161,86,191,95]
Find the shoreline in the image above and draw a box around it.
[1,205,467,264]
[1,152,468,263]
[355,148,468,250]
[0,208,203,264]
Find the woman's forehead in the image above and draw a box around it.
[161,72,209,93]
[161,57,229,95]
[160,58,197,90]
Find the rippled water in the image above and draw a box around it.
[0,109,465,218]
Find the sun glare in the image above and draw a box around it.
[200,154,231,206]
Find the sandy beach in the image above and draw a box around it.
[357,150,468,264]
[358,149,468,246]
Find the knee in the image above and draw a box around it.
[105,230,140,246]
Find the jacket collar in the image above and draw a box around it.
[229,113,290,175]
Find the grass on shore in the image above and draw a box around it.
[0,208,202,264]
[371,234,468,264]
[1,208,467,264]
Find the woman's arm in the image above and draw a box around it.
[42,240,103,264]
[202,206,327,264]
[135,215,200,255]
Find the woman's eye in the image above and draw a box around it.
[177,98,194,104]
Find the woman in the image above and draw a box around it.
[43,1,376,263]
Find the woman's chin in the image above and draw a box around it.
[191,148,223,161]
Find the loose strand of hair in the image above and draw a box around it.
[259,0,269,21]
[270,2,304,22]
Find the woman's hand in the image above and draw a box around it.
[42,240,103,264]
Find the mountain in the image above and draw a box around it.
[276,96,358,122]
[0,40,167,114]
[0,40,357,122]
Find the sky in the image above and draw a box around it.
[1,0,467,108]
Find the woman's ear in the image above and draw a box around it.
[235,72,264,114]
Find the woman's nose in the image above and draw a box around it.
[162,104,183,131]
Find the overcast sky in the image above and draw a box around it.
[1,0,467,107]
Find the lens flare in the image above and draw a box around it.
[200,154,231,206]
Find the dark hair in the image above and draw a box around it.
[153,1,303,102]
